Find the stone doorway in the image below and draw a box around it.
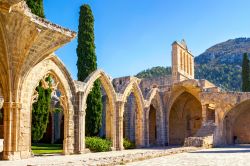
[169,92,202,145]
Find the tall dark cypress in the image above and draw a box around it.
[26,0,45,18]
[32,82,52,142]
[242,53,250,92]
[77,4,103,136]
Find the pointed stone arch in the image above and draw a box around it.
[120,78,145,147]
[222,99,250,145]
[145,88,164,146]
[168,90,202,145]
[80,69,117,150]
[17,55,76,159]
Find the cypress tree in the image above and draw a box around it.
[26,0,45,18]
[77,4,103,136]
[32,82,52,142]
[242,53,250,92]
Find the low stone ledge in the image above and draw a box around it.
[77,147,200,166]
[184,136,213,148]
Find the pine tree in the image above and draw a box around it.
[26,0,45,18]
[77,4,103,136]
[242,53,250,92]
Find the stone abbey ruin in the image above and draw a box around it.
[1,0,250,160]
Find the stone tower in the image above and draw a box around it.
[171,39,194,83]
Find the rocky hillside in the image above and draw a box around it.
[195,38,250,65]
[136,38,250,91]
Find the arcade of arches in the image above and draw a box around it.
[1,0,250,161]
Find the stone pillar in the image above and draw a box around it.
[3,102,22,160]
[76,92,86,154]
[144,107,150,147]
[116,101,125,150]
[201,104,207,125]
[78,110,86,153]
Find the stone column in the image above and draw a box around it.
[78,110,86,153]
[144,107,150,147]
[116,101,125,150]
[76,92,86,154]
[3,102,21,160]
[201,104,207,125]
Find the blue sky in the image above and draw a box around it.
[44,0,250,79]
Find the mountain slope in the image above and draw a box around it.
[195,38,250,66]
[136,38,248,91]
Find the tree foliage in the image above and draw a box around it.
[77,4,102,136]
[242,53,250,92]
[136,66,172,78]
[25,0,45,18]
[136,65,242,91]
[195,64,241,91]
[32,79,52,142]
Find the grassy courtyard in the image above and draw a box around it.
[31,144,63,155]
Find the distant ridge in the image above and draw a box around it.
[136,38,249,91]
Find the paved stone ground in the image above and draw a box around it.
[126,145,250,166]
[0,146,198,166]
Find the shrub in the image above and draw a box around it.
[85,137,112,152]
[123,138,135,149]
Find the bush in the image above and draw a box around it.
[85,137,112,152]
[123,138,135,149]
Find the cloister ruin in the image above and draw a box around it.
[1,0,250,161]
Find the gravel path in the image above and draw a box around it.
[0,146,198,166]
[126,145,250,166]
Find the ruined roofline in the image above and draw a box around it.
[4,1,76,39]
[172,40,193,57]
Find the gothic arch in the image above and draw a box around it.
[167,80,201,120]
[18,55,76,158]
[167,90,202,145]
[145,88,164,145]
[82,69,116,106]
[81,69,117,147]
[121,78,144,147]
[222,99,250,145]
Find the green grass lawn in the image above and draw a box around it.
[31,143,63,155]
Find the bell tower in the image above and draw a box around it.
[172,39,194,83]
